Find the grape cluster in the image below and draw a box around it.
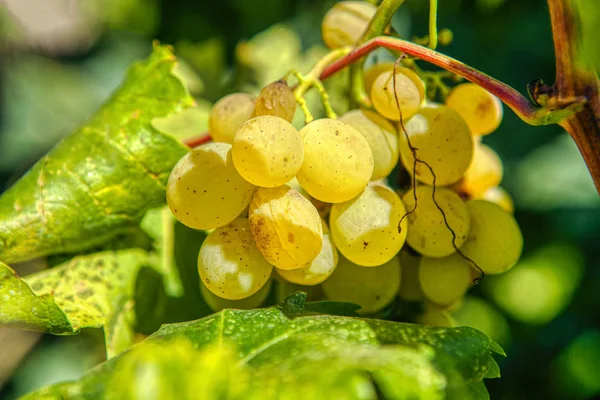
[166,10,523,319]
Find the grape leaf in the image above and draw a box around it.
[21,293,502,399]
[0,43,193,264]
[0,249,151,358]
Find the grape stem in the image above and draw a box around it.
[183,132,211,148]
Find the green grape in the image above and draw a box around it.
[321,1,377,49]
[363,62,395,95]
[402,185,471,257]
[274,279,324,303]
[477,186,514,214]
[370,68,425,121]
[200,279,272,312]
[419,253,472,306]
[398,248,423,301]
[454,143,503,198]
[446,83,503,136]
[253,80,297,123]
[322,255,401,314]
[232,116,303,187]
[209,93,255,143]
[399,105,474,186]
[198,218,273,300]
[276,220,338,285]
[249,185,323,270]
[460,200,523,274]
[330,184,407,266]
[339,109,399,180]
[417,304,458,327]
[297,118,374,203]
[167,143,255,230]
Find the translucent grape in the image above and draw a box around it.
[198,218,273,300]
[321,1,376,49]
[478,186,514,213]
[371,68,425,121]
[455,143,503,197]
[460,200,523,274]
[399,105,474,186]
[209,93,255,143]
[322,255,401,314]
[397,248,423,301]
[329,184,407,266]
[339,109,399,180]
[249,185,323,270]
[402,186,471,257]
[167,143,255,230]
[297,118,374,203]
[200,279,272,312]
[446,83,503,136]
[363,62,394,95]
[232,115,303,187]
[419,253,472,306]
[276,220,338,285]
[274,279,324,303]
[253,80,297,123]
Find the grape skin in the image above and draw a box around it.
[209,93,255,143]
[297,118,374,203]
[322,255,401,315]
[454,143,503,197]
[478,186,514,213]
[166,142,255,230]
[232,116,303,187]
[253,80,297,123]
[399,105,474,186]
[371,68,425,121]
[363,62,395,95]
[249,186,323,270]
[330,184,407,267]
[198,218,273,300]
[276,220,338,285]
[402,185,471,258]
[446,83,503,136]
[339,109,399,181]
[419,253,472,306]
[459,200,523,274]
[398,248,423,301]
[321,1,377,49]
[200,279,272,312]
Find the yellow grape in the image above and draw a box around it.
[363,62,395,95]
[419,253,472,306]
[322,255,401,315]
[249,185,323,270]
[297,118,374,203]
[200,279,272,312]
[455,143,503,197]
[446,83,503,136]
[321,1,377,49]
[402,186,471,257]
[339,109,399,180]
[167,143,255,230]
[399,105,474,186]
[397,248,423,301]
[253,80,297,123]
[460,200,523,274]
[329,184,407,267]
[478,186,514,213]
[198,218,273,300]
[370,68,425,121]
[276,220,338,285]
[209,93,255,143]
[288,177,332,219]
[274,279,324,303]
[232,116,303,187]
[417,305,458,327]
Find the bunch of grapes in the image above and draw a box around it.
[165,1,523,322]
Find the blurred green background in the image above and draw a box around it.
[0,0,599,399]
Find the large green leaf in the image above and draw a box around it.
[0,44,193,264]
[21,293,502,399]
[0,250,151,357]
